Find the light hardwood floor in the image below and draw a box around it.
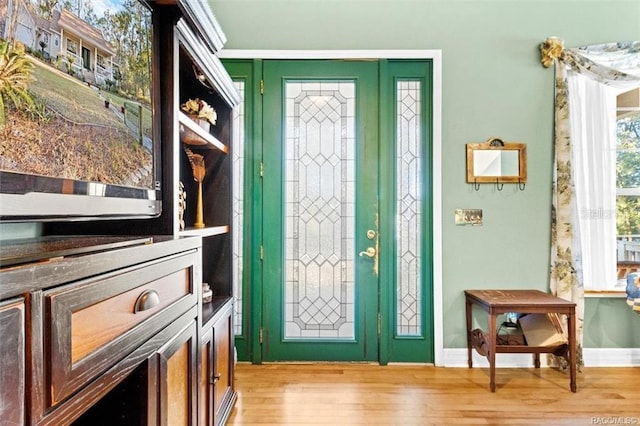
[228,363,640,425]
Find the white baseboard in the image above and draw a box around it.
[442,349,541,368]
[442,348,640,368]
[582,348,640,367]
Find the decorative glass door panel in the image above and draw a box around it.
[284,81,356,340]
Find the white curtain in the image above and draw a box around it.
[568,71,618,290]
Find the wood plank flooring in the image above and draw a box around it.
[227,363,640,425]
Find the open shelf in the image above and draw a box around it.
[179,225,229,238]
[201,296,233,327]
[178,111,228,153]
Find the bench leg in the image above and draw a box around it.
[466,299,473,368]
[568,310,577,392]
[489,313,496,392]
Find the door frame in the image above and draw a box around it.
[219,49,444,366]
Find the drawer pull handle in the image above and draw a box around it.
[134,289,160,313]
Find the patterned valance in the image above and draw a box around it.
[541,37,640,85]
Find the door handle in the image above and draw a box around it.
[359,247,376,258]
[361,214,379,276]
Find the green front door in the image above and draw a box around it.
[225,58,434,363]
[262,60,380,361]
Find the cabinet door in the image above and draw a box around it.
[200,310,235,426]
[0,298,26,426]
[151,320,198,426]
[212,313,233,424]
[199,327,214,426]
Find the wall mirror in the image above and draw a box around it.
[466,137,527,189]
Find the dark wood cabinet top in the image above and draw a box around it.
[0,236,201,300]
[0,235,154,267]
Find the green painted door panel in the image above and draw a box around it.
[262,60,379,361]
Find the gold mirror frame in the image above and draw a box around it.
[466,137,527,188]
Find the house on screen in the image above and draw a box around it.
[1,1,116,86]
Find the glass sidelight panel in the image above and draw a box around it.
[284,81,356,340]
[396,80,422,337]
[232,80,245,335]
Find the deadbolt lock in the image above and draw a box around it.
[366,230,376,240]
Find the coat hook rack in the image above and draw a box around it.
[466,137,527,191]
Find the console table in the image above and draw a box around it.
[464,289,576,393]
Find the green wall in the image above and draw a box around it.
[210,0,640,349]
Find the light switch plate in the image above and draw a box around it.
[455,209,483,226]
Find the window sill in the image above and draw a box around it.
[584,290,627,298]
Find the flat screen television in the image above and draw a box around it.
[0,0,160,222]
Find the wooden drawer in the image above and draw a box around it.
[45,250,198,407]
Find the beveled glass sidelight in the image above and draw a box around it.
[396,80,423,337]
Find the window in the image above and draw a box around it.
[572,77,640,292]
[615,91,640,283]
[66,38,77,54]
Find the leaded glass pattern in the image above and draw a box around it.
[232,80,245,336]
[396,80,422,337]
[284,81,356,340]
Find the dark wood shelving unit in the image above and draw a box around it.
[0,1,240,425]
[175,6,240,426]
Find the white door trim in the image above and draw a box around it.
[219,49,444,366]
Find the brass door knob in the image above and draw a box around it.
[359,247,376,258]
